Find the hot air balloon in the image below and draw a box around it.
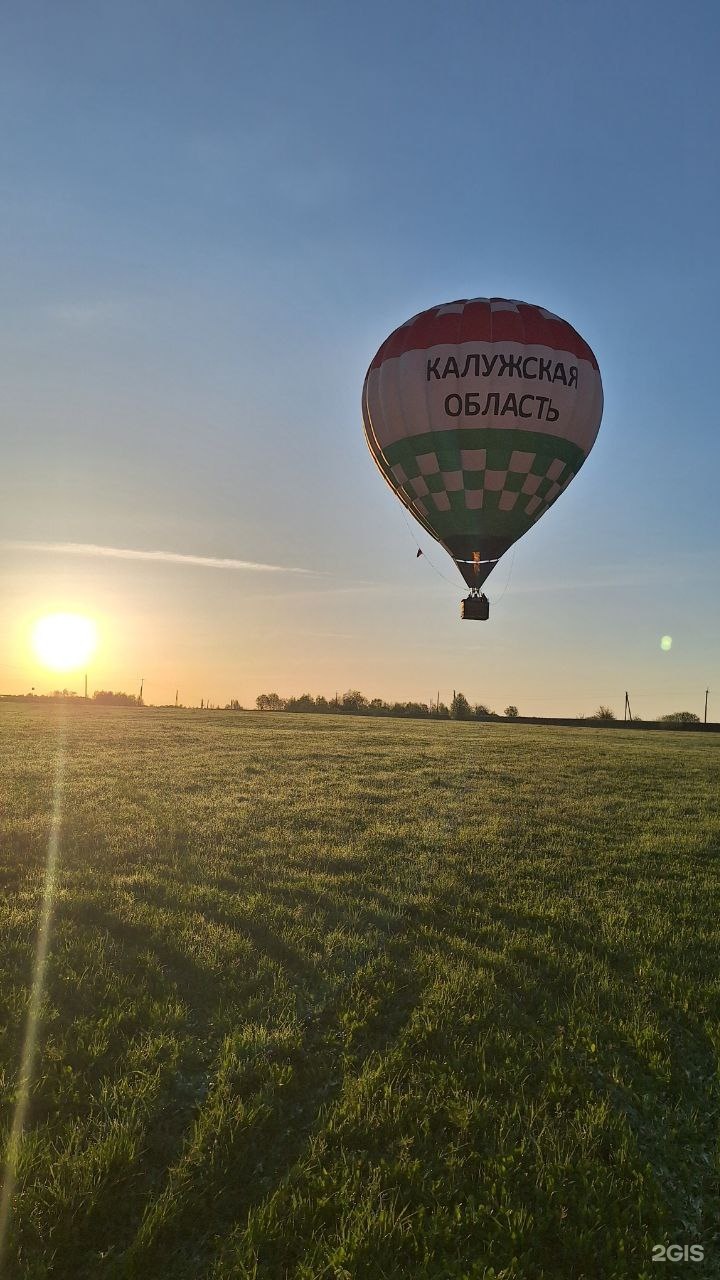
[362,298,603,619]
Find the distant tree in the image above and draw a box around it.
[450,692,472,720]
[388,700,429,718]
[52,689,79,699]
[341,690,369,714]
[256,693,284,710]
[591,705,616,720]
[285,693,316,712]
[473,703,493,720]
[369,697,387,715]
[226,699,243,710]
[92,690,140,706]
[659,710,700,723]
[504,705,519,719]
[314,695,330,713]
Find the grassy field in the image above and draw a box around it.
[0,704,719,1279]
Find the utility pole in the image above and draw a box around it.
[84,673,88,700]
[139,678,144,705]
[705,688,709,724]
[624,691,632,723]
[175,689,178,708]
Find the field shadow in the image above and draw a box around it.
[20,838,720,1278]
[29,894,326,1276]
[32,875,426,1279]
[108,936,425,1280]
[463,900,720,1251]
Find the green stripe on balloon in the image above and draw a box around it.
[409,500,540,539]
[382,428,586,475]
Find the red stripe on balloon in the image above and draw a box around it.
[370,299,599,370]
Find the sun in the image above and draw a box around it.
[31,612,98,672]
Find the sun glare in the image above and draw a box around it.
[31,613,98,672]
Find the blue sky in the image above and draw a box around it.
[1,0,718,716]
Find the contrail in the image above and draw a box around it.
[0,721,66,1275]
[0,541,315,574]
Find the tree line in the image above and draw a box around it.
[8,689,145,706]
[255,690,518,720]
[254,693,703,724]
[4,690,702,723]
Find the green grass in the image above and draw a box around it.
[1,704,719,1279]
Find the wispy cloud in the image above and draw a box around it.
[1,541,315,575]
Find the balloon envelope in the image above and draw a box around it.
[362,298,603,589]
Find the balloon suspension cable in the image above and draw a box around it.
[399,507,460,592]
[491,545,517,607]
[399,503,516,604]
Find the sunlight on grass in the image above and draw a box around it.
[0,720,66,1275]
[0,706,718,1278]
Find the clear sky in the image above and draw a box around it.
[1,0,718,717]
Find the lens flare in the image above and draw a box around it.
[31,613,98,671]
[660,635,673,652]
[0,725,66,1269]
